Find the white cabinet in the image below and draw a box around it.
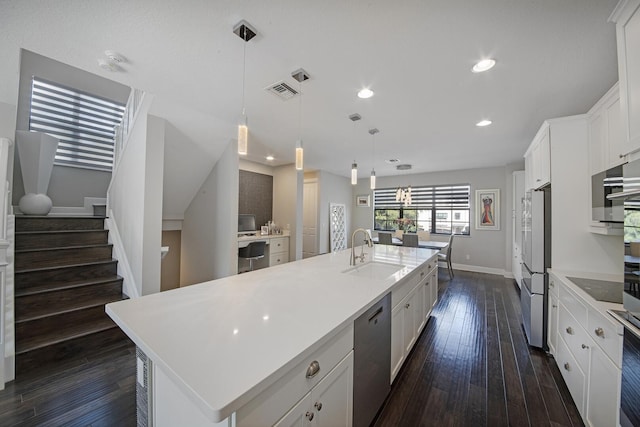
[588,84,623,174]
[275,352,354,427]
[524,123,551,190]
[390,257,438,383]
[550,274,622,426]
[269,237,290,266]
[611,0,640,156]
[512,171,525,286]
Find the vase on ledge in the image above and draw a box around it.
[16,130,59,215]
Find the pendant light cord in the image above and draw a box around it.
[298,80,303,139]
[241,26,247,115]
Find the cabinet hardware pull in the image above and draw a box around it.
[595,327,605,337]
[564,362,571,371]
[566,326,574,335]
[306,361,320,378]
[620,154,625,158]
[581,344,589,349]
[552,304,557,308]
[550,282,554,287]
[405,303,410,309]
[314,402,323,411]
[306,411,314,421]
[536,179,541,182]
[368,306,384,322]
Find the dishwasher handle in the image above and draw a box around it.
[368,306,384,323]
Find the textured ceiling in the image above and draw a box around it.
[0,0,620,179]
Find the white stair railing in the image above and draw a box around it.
[0,137,14,389]
[113,88,144,168]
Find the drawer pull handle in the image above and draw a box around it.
[405,303,410,309]
[564,362,571,371]
[314,402,323,411]
[620,154,625,159]
[581,344,589,349]
[421,271,425,277]
[306,361,320,378]
[595,327,605,338]
[306,411,314,421]
[368,307,384,323]
[566,326,574,335]
[550,281,554,287]
[552,304,557,308]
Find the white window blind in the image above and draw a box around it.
[374,185,471,210]
[29,77,126,172]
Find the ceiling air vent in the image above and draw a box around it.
[266,81,298,100]
[396,164,412,171]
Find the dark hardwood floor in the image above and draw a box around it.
[374,270,584,427]
[0,270,583,426]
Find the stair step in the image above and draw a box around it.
[16,288,125,323]
[15,258,118,292]
[15,244,113,270]
[16,307,117,354]
[16,276,123,297]
[16,216,105,232]
[15,230,109,250]
[15,327,129,377]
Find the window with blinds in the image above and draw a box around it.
[373,184,471,235]
[29,77,126,172]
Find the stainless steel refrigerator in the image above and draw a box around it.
[521,188,551,349]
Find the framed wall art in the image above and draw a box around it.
[356,195,370,207]
[475,189,500,230]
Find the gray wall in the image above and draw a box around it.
[239,170,273,230]
[318,170,352,254]
[181,140,239,285]
[352,165,512,274]
[13,49,130,207]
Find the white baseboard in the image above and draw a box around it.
[106,210,139,299]
[443,261,507,277]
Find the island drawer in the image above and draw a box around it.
[557,333,586,416]
[392,265,427,308]
[559,304,591,373]
[236,323,353,427]
[587,307,622,368]
[559,285,587,328]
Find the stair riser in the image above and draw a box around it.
[16,217,105,232]
[16,245,113,270]
[15,261,118,291]
[16,305,114,349]
[16,327,129,376]
[16,280,123,322]
[15,230,109,250]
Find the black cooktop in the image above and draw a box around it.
[566,276,623,304]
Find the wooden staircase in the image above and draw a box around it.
[14,216,129,376]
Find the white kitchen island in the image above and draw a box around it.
[106,245,440,426]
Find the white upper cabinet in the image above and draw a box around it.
[524,123,551,191]
[588,83,623,174]
[611,0,640,156]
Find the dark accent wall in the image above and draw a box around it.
[239,170,273,230]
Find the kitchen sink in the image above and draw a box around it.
[342,261,405,278]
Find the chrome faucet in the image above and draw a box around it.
[350,228,374,266]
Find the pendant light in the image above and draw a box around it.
[292,68,310,171]
[349,113,362,185]
[369,128,379,190]
[233,20,257,155]
[395,164,413,207]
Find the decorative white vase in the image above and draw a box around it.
[16,130,59,215]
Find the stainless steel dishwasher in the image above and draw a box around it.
[353,292,391,427]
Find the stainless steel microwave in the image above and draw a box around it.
[592,165,624,223]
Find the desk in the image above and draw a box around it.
[372,237,448,250]
[238,232,290,272]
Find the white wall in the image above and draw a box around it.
[352,165,510,274]
[318,170,352,254]
[13,49,130,207]
[549,116,621,274]
[239,159,274,176]
[181,141,239,285]
[273,165,303,261]
[504,162,525,278]
[107,96,164,297]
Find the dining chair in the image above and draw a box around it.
[238,241,266,272]
[417,230,430,241]
[402,233,419,247]
[438,233,455,279]
[378,231,393,245]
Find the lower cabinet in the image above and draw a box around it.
[548,292,559,355]
[586,344,619,427]
[275,352,354,427]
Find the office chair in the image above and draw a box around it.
[238,241,266,272]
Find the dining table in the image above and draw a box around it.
[371,236,448,250]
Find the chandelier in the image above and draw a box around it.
[396,186,412,206]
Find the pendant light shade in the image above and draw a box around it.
[233,20,257,155]
[351,162,358,185]
[296,140,304,170]
[370,169,376,190]
[369,127,379,190]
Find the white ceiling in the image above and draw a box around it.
[0,0,620,179]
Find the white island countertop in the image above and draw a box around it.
[106,245,439,423]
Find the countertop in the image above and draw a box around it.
[106,245,439,422]
[548,268,624,314]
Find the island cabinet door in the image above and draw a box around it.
[390,303,406,383]
[274,393,313,427]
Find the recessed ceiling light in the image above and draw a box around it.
[472,59,496,73]
[476,119,492,127]
[266,155,274,161]
[357,88,374,99]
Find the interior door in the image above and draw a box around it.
[303,180,318,258]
